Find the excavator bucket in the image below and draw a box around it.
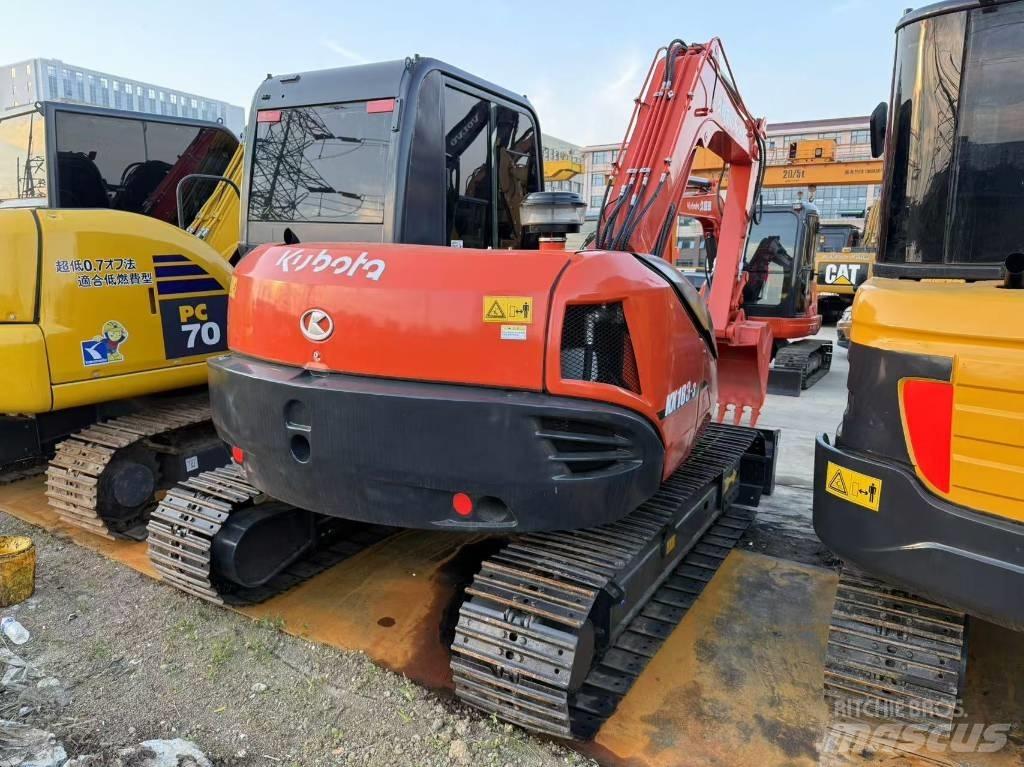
[715,319,772,426]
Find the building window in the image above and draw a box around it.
[590,194,604,209]
[850,129,869,145]
[591,173,604,188]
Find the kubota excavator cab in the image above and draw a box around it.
[741,202,820,329]
[738,202,831,394]
[240,57,543,253]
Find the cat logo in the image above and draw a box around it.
[822,263,863,286]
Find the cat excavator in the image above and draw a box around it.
[146,40,782,738]
[814,0,1024,733]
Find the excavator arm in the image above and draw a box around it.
[590,38,772,423]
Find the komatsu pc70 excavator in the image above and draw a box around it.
[147,40,781,738]
[0,102,238,539]
[814,0,1024,734]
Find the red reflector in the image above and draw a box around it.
[366,98,395,114]
[902,379,954,493]
[452,492,473,517]
[257,110,282,124]
[231,446,245,465]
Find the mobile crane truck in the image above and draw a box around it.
[814,0,1024,733]
[146,40,782,739]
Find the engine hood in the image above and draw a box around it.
[228,242,571,391]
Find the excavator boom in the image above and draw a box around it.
[592,39,772,423]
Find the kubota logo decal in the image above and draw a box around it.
[300,309,334,342]
[684,199,713,213]
[275,248,386,281]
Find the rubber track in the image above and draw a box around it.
[450,423,759,739]
[45,394,212,540]
[774,338,833,390]
[147,463,392,606]
[824,567,967,734]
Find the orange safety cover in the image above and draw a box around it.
[229,243,570,391]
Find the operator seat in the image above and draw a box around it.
[56,152,109,208]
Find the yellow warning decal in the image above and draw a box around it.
[825,461,882,512]
[483,296,533,324]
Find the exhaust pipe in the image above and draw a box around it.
[1004,253,1024,289]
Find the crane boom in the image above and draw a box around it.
[592,38,772,422]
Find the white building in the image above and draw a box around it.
[2,58,244,134]
[762,116,877,220]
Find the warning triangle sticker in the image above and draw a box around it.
[832,275,853,286]
[486,301,506,320]
[828,469,848,496]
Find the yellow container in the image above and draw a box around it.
[0,536,35,607]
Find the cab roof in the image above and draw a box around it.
[252,56,532,113]
[898,0,1020,30]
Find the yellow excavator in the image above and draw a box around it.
[813,203,878,323]
[815,0,1024,732]
[0,101,239,538]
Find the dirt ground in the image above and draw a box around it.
[0,512,596,767]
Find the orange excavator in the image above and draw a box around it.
[149,40,780,738]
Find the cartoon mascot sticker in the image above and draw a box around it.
[81,320,129,367]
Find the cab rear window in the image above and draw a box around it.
[248,102,391,225]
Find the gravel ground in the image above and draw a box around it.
[0,511,596,767]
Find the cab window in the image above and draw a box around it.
[743,210,799,307]
[248,102,391,225]
[444,86,540,249]
[882,4,1024,267]
[495,105,538,249]
[54,110,237,225]
[0,111,47,204]
[445,88,492,248]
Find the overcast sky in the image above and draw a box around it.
[4,0,912,145]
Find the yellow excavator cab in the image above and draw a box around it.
[0,102,239,468]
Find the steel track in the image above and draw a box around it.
[824,567,967,734]
[771,338,833,393]
[147,463,393,606]
[45,394,212,539]
[450,423,761,739]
